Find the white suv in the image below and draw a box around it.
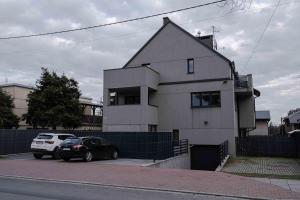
[31,133,75,159]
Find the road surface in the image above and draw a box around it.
[0,176,244,200]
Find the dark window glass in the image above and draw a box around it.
[211,92,221,106]
[58,135,72,140]
[191,93,201,107]
[187,59,194,74]
[201,93,210,106]
[125,96,140,104]
[191,91,221,108]
[109,91,117,105]
[148,125,157,132]
[172,129,179,144]
[63,138,81,145]
[37,134,53,139]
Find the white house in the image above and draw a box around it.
[102,17,260,155]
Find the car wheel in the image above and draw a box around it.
[111,149,118,160]
[83,151,93,162]
[33,153,43,159]
[52,148,60,160]
[63,157,70,162]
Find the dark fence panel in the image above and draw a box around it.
[236,136,297,157]
[71,131,173,160]
[0,129,173,160]
[173,139,188,156]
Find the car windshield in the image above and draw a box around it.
[62,137,81,144]
[36,134,53,139]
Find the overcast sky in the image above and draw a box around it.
[0,0,299,124]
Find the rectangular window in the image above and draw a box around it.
[109,91,117,105]
[187,58,194,74]
[191,91,221,108]
[148,125,157,132]
[125,96,140,104]
[172,129,179,145]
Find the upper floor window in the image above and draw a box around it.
[109,91,118,105]
[191,91,221,108]
[187,58,194,74]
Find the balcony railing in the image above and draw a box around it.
[235,75,250,89]
[82,115,102,125]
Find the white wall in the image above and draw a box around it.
[126,22,232,82]
[147,153,190,169]
[103,21,238,154]
[249,121,269,135]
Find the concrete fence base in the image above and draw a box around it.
[147,153,190,170]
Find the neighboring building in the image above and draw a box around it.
[0,83,34,129]
[0,83,102,130]
[249,110,271,136]
[102,17,260,155]
[284,109,300,133]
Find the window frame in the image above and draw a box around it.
[109,91,118,105]
[191,91,221,108]
[187,58,194,74]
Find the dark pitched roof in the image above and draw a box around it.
[123,18,234,71]
[256,110,271,120]
[0,83,34,90]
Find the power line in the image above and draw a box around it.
[0,0,226,40]
[0,0,292,56]
[241,0,281,72]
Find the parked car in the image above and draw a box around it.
[59,136,119,162]
[31,133,75,159]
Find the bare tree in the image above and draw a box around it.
[221,0,253,11]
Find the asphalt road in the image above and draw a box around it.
[0,176,244,200]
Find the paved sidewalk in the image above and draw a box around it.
[254,178,300,193]
[0,159,299,199]
[222,157,300,177]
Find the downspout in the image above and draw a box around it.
[236,96,241,137]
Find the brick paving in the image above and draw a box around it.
[0,159,299,199]
[222,157,300,176]
[253,178,300,193]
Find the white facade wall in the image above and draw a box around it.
[102,20,251,155]
[249,121,269,135]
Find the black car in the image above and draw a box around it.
[59,136,119,162]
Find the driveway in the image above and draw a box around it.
[4,153,154,166]
[0,157,299,199]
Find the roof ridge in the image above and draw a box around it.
[123,18,234,72]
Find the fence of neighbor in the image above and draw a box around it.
[0,129,180,160]
[236,135,300,158]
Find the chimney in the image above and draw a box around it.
[163,17,170,25]
[197,35,214,49]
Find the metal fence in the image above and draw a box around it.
[236,136,298,157]
[0,129,174,160]
[218,140,228,165]
[173,139,188,156]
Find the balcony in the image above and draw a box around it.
[104,66,159,90]
[235,74,253,96]
[82,115,102,126]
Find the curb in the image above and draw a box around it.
[0,174,275,200]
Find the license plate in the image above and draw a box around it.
[36,141,43,144]
[63,148,71,151]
